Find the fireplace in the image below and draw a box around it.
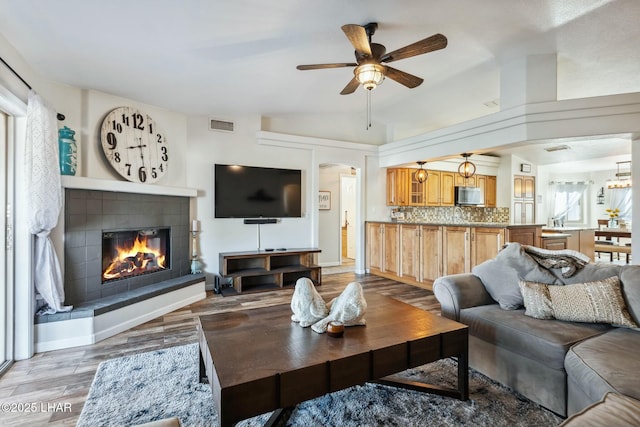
[64,189,192,305]
[102,228,171,283]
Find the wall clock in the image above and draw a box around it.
[100,106,169,184]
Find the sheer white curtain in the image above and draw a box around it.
[25,91,71,314]
[550,182,587,223]
[609,187,632,221]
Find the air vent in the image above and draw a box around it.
[209,118,235,133]
[544,144,570,152]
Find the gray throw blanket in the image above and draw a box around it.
[523,245,591,278]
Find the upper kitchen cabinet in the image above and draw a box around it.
[386,168,409,206]
[455,174,476,188]
[440,171,456,206]
[513,175,535,223]
[386,168,496,207]
[476,175,497,207]
[425,170,441,206]
[408,169,428,206]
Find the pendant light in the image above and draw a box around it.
[458,153,476,179]
[415,161,428,183]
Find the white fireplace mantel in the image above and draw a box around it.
[61,176,198,197]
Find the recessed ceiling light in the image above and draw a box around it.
[544,144,571,152]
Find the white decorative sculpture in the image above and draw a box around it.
[311,281,367,334]
[290,277,328,327]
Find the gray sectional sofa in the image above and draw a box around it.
[433,243,640,418]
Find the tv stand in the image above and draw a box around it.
[219,248,321,295]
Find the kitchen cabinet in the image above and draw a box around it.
[386,168,496,207]
[471,227,505,267]
[513,175,535,224]
[455,174,476,188]
[425,170,441,206]
[541,236,568,250]
[400,224,420,282]
[477,175,497,207]
[541,228,595,259]
[386,168,409,206]
[367,222,530,289]
[408,170,428,206]
[366,222,399,276]
[440,171,456,206]
[506,226,541,247]
[442,226,471,275]
[419,225,443,284]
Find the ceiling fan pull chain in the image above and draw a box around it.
[366,90,372,130]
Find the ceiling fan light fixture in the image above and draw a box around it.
[415,161,428,183]
[355,63,385,90]
[458,153,476,179]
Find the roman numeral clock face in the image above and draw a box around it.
[100,106,169,184]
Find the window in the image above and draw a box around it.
[609,187,632,221]
[551,182,587,225]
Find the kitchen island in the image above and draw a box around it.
[541,226,596,259]
[366,221,545,290]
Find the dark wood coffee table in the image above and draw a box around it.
[197,292,468,427]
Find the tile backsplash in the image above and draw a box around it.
[391,206,510,224]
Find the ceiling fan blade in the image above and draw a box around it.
[340,77,360,95]
[384,66,424,88]
[341,24,372,57]
[382,33,448,63]
[297,63,357,70]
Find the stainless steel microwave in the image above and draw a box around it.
[455,186,482,206]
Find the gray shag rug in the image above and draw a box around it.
[77,343,563,427]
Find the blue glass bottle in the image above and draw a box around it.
[58,126,77,175]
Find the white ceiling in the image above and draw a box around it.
[0,0,638,166]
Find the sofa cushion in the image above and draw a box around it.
[460,304,610,370]
[565,328,640,403]
[556,263,622,285]
[519,276,638,328]
[472,243,560,310]
[620,265,640,325]
[560,392,640,427]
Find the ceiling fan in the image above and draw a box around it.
[296,23,447,94]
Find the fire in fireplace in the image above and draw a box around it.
[102,228,171,283]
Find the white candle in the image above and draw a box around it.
[192,219,199,232]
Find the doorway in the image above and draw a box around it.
[318,164,359,274]
[340,175,356,265]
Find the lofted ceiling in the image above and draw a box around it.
[0,0,638,166]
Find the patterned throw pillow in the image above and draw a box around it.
[519,276,638,328]
[519,280,554,319]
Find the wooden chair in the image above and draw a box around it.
[596,219,616,261]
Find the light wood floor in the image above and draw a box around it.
[0,272,439,426]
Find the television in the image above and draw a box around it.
[214,164,302,218]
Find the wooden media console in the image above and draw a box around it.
[219,248,321,294]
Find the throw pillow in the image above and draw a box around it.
[519,276,638,328]
[518,280,554,319]
[472,243,560,310]
[549,276,638,328]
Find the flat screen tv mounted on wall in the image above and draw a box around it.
[214,164,302,218]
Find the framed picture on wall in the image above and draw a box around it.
[319,191,331,210]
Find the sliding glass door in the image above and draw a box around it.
[0,110,12,374]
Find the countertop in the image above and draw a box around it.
[367,220,546,229]
[541,226,597,231]
[541,232,572,238]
